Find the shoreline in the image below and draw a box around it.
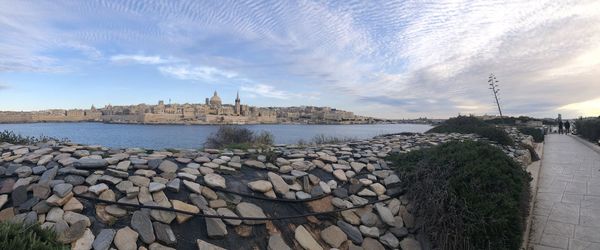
[0,120,432,126]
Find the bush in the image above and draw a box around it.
[0,222,68,250]
[518,127,544,142]
[575,117,600,143]
[0,130,68,145]
[428,116,514,146]
[387,141,531,250]
[204,126,274,149]
[311,134,356,145]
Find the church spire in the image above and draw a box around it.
[236,90,240,101]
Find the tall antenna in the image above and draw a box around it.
[488,73,504,123]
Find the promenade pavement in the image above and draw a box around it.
[530,134,600,250]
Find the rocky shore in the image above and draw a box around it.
[0,131,534,250]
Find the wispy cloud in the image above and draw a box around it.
[110,54,175,65]
[241,83,319,100]
[158,65,238,81]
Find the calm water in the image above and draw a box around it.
[0,122,432,149]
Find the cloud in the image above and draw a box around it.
[158,65,238,81]
[241,84,319,100]
[0,83,8,90]
[558,97,600,117]
[110,55,174,65]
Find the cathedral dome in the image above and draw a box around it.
[210,91,222,107]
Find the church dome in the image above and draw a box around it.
[210,91,222,107]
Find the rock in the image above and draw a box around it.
[216,207,241,225]
[158,160,178,173]
[204,173,226,189]
[149,242,175,250]
[166,178,180,192]
[74,158,108,168]
[88,183,109,195]
[47,192,74,206]
[32,200,51,213]
[318,181,331,194]
[268,234,291,250]
[183,180,203,194]
[267,172,289,195]
[341,210,361,225]
[64,175,85,185]
[131,211,155,244]
[196,239,226,250]
[15,166,32,177]
[63,211,91,227]
[332,188,348,198]
[58,220,87,243]
[63,197,84,212]
[359,225,379,237]
[333,170,347,181]
[399,237,422,250]
[96,204,117,224]
[320,225,347,248]
[236,202,267,225]
[114,226,138,250]
[0,179,16,194]
[337,221,363,244]
[384,175,400,186]
[129,175,150,187]
[204,208,228,238]
[244,160,266,169]
[92,229,116,250]
[0,207,15,222]
[369,183,386,196]
[171,200,199,223]
[71,228,94,250]
[362,237,385,250]
[153,222,177,246]
[12,185,28,207]
[375,203,395,226]
[380,232,400,248]
[360,212,379,227]
[33,183,51,199]
[105,205,127,217]
[0,194,7,209]
[99,189,116,201]
[53,183,73,198]
[247,180,273,193]
[295,225,323,250]
[149,182,166,192]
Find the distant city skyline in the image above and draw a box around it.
[0,1,599,119]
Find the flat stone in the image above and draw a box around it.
[204,173,226,189]
[375,203,396,226]
[0,207,15,221]
[245,160,266,169]
[33,183,52,199]
[114,226,139,250]
[149,182,166,192]
[171,200,199,223]
[63,211,90,227]
[166,178,180,192]
[12,185,28,207]
[58,220,87,244]
[64,175,85,185]
[149,242,175,250]
[295,225,323,250]
[380,232,400,248]
[359,225,380,237]
[15,166,32,177]
[248,180,273,193]
[0,179,16,194]
[321,225,347,248]
[333,169,347,181]
[88,183,109,195]
[105,205,127,217]
[236,202,267,225]
[360,212,379,227]
[337,220,363,244]
[183,180,203,194]
[92,229,116,250]
[131,210,155,244]
[18,197,40,213]
[196,239,226,250]
[95,205,117,224]
[129,175,150,187]
[399,237,422,250]
[216,207,241,225]
[53,183,73,198]
[158,160,178,173]
[153,222,177,246]
[47,192,74,206]
[341,210,361,225]
[99,189,116,202]
[63,197,84,212]
[71,228,94,250]
[204,208,228,238]
[74,158,108,169]
[32,200,51,213]
[267,172,289,195]
[362,237,385,250]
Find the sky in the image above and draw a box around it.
[0,0,599,119]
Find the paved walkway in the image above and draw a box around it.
[530,134,600,250]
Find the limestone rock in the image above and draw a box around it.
[320,225,347,248]
[294,225,323,250]
[131,210,155,244]
[92,229,116,250]
[204,173,226,189]
[114,226,138,250]
[171,200,199,223]
[71,228,94,250]
[236,202,267,225]
[247,180,273,193]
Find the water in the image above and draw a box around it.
[0,122,432,149]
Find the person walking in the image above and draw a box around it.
[565,120,571,134]
[558,120,564,134]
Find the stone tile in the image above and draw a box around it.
[565,182,587,195]
[549,203,580,225]
[574,225,600,243]
[579,208,600,227]
[562,194,583,204]
[531,215,549,244]
[532,244,566,250]
[540,233,569,249]
[569,238,600,250]
[544,221,575,238]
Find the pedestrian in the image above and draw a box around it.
[558,120,564,134]
[565,120,571,134]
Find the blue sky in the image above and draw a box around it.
[1,0,599,119]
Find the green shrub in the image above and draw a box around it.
[311,134,356,145]
[0,130,67,145]
[518,127,544,142]
[388,141,531,250]
[204,126,274,149]
[0,222,68,250]
[575,117,600,142]
[427,116,514,145]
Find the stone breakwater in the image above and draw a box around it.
[0,131,534,250]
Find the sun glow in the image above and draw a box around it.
[558,97,600,117]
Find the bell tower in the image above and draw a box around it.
[235,91,241,115]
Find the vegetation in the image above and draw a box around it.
[574,117,600,143]
[0,222,68,250]
[0,130,68,145]
[204,126,274,149]
[485,116,540,125]
[518,127,544,142]
[427,116,514,146]
[388,141,531,250]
